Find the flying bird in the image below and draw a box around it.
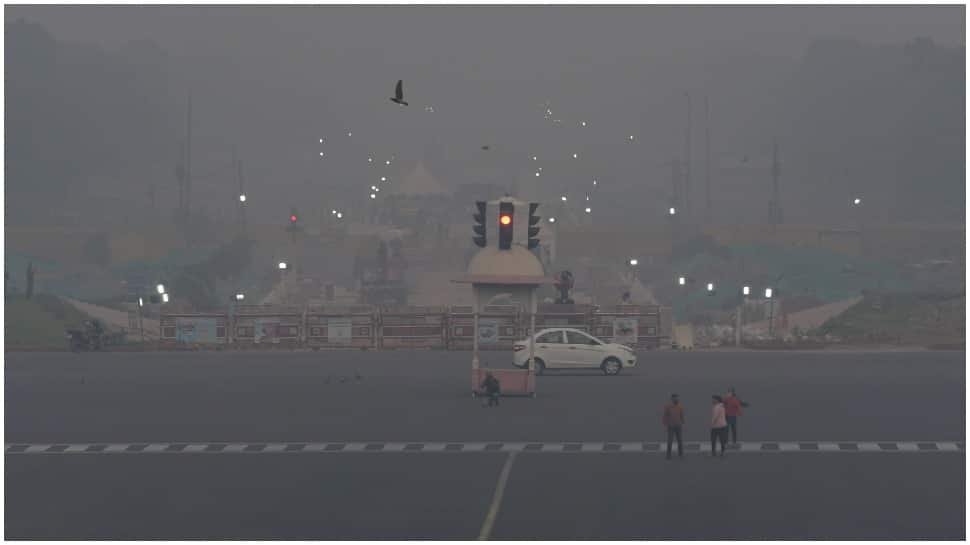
[390,80,408,106]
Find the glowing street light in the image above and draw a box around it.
[138,297,144,307]
[629,258,639,266]
[584,207,591,214]
[235,293,245,301]
[742,285,751,296]
[385,160,391,165]
[319,151,324,157]
[592,179,598,186]
[669,207,677,216]
[238,194,247,203]
[580,121,587,127]
[331,209,337,215]
[765,288,773,299]
[535,171,541,177]
[380,176,387,182]
[161,293,169,303]
[368,157,373,163]
[548,217,556,223]
[370,193,377,199]
[853,197,862,205]
[707,282,715,292]
[628,135,635,141]
[572,153,579,159]
[319,138,324,144]
[561,195,568,202]
[678,276,686,286]
[336,212,343,219]
[156,284,165,294]
[278,262,288,270]
[532,155,538,161]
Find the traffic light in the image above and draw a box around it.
[289,208,299,224]
[527,202,541,249]
[498,201,514,250]
[472,201,487,248]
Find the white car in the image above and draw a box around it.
[512,328,637,375]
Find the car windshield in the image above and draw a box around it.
[566,330,600,345]
[535,331,563,344]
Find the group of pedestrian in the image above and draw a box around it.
[662,388,749,460]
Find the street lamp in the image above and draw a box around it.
[561,195,568,202]
[765,287,775,337]
[336,212,343,219]
[572,153,579,159]
[629,258,638,266]
[584,207,591,214]
[138,297,144,307]
[669,207,677,216]
[161,293,169,303]
[370,193,377,199]
[853,197,862,206]
[678,276,686,286]
[548,217,556,223]
[156,284,165,294]
[707,282,715,293]
[742,285,750,296]
[765,288,773,298]
[278,262,288,270]
[239,194,247,203]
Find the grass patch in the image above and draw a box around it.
[5,293,93,350]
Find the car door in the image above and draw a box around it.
[534,329,567,368]
[565,330,605,368]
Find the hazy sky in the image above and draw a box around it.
[6,5,964,226]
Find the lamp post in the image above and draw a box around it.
[278,262,288,304]
[737,285,750,347]
[765,287,775,337]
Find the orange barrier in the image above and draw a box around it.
[379,306,447,349]
[232,305,304,347]
[472,367,535,397]
[305,305,377,349]
[160,313,229,345]
[448,305,521,350]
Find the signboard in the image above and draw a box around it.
[254,319,280,344]
[478,318,499,345]
[612,317,638,346]
[175,318,219,343]
[328,318,353,344]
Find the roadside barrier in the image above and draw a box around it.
[379,306,447,349]
[232,305,304,348]
[160,313,229,346]
[590,305,663,349]
[448,305,522,350]
[305,305,377,349]
[535,303,594,333]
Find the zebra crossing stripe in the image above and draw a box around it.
[5,441,963,455]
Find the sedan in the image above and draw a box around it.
[512,327,637,375]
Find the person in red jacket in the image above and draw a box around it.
[662,394,685,460]
[723,387,749,444]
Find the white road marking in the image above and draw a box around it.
[6,441,962,455]
[478,451,517,541]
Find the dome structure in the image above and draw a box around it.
[466,245,545,277]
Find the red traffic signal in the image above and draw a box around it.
[290,214,298,223]
[500,214,512,226]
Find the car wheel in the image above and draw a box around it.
[532,358,546,376]
[601,357,622,376]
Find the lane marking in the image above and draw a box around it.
[5,441,963,455]
[478,451,517,541]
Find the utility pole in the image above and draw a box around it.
[237,155,247,236]
[769,138,782,232]
[684,91,692,219]
[185,91,193,219]
[704,95,711,225]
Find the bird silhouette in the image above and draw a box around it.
[390,80,408,106]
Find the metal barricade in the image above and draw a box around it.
[590,305,663,349]
[305,305,377,349]
[379,306,447,349]
[232,305,304,348]
[447,305,521,350]
[160,312,229,347]
[535,303,595,334]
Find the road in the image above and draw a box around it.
[5,349,965,539]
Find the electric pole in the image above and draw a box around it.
[769,138,782,231]
[185,90,193,219]
[705,95,711,225]
[684,91,692,219]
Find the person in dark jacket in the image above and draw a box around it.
[481,372,501,407]
[662,394,685,459]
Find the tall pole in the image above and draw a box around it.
[705,95,711,225]
[185,90,193,218]
[236,155,247,236]
[684,91,692,220]
[770,138,781,232]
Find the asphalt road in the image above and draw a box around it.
[5,349,965,539]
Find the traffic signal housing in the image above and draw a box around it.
[498,201,514,250]
[472,201,487,247]
[527,202,541,249]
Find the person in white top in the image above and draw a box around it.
[710,395,728,457]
